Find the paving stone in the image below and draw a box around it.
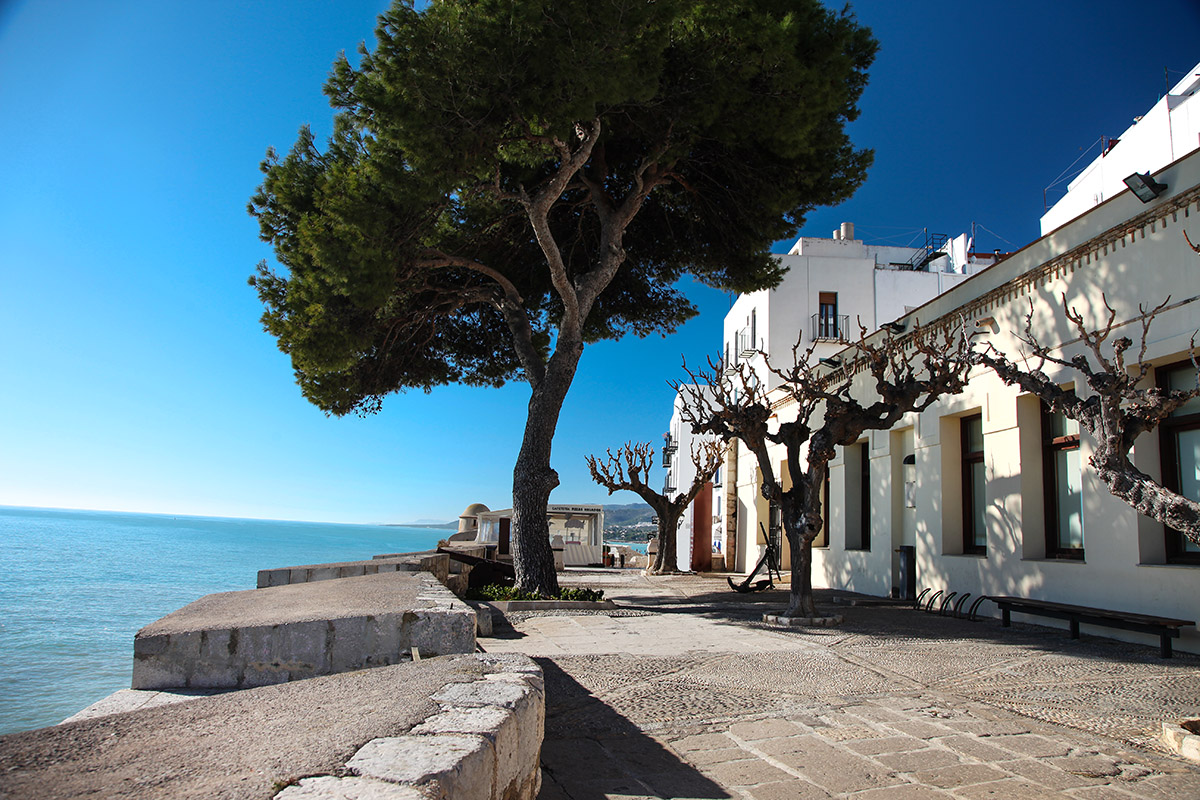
[910,762,1010,788]
[886,719,954,739]
[744,779,834,800]
[942,718,1033,736]
[847,784,956,799]
[701,756,794,787]
[1124,771,1200,799]
[728,718,808,741]
[842,703,909,723]
[1000,757,1106,790]
[872,747,964,772]
[759,735,902,794]
[939,735,1019,762]
[816,725,884,742]
[1045,754,1126,778]
[670,732,735,753]
[1066,787,1145,799]
[843,735,929,755]
[681,747,753,767]
[991,733,1074,758]
[953,778,1074,799]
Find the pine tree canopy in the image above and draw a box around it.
[249,0,877,416]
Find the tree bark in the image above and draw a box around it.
[784,532,816,617]
[510,340,584,595]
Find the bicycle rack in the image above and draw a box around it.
[924,589,943,613]
[967,595,989,621]
[953,593,971,618]
[915,587,931,610]
[939,591,958,616]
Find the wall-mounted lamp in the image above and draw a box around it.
[1123,172,1167,203]
[902,454,916,465]
[881,321,906,334]
[819,357,842,368]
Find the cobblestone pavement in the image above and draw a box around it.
[480,570,1200,800]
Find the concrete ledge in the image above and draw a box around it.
[276,654,544,800]
[257,552,449,588]
[133,572,475,690]
[2,654,542,800]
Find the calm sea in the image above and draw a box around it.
[0,506,445,735]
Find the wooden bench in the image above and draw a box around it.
[988,596,1195,658]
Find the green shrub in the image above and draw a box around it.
[465,584,605,602]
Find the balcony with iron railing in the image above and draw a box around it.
[661,432,677,468]
[811,312,849,342]
[737,326,759,357]
[663,475,677,495]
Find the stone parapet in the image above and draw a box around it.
[276,653,544,800]
[257,552,450,588]
[133,571,474,690]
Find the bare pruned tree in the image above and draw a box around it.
[586,440,723,574]
[677,321,973,618]
[975,294,1200,542]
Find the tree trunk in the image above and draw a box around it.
[784,530,816,617]
[511,341,583,595]
[650,503,686,574]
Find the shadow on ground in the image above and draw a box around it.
[536,658,730,800]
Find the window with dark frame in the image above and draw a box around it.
[961,414,986,554]
[1043,401,1083,559]
[1159,361,1200,563]
[818,292,838,340]
[846,442,870,550]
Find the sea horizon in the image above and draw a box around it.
[0,506,448,735]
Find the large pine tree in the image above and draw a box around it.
[249,0,877,593]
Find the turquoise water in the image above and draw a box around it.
[0,506,444,735]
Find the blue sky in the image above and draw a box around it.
[1,1,1197,524]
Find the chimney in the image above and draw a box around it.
[840,222,855,241]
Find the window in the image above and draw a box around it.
[818,292,838,339]
[1043,404,1083,558]
[845,442,870,550]
[1159,361,1200,562]
[961,415,986,554]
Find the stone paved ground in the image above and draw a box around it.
[480,570,1200,800]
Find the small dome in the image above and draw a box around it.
[460,502,490,518]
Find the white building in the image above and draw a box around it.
[1040,65,1200,234]
[663,385,721,572]
[714,225,1000,574]
[471,504,605,567]
[726,62,1200,653]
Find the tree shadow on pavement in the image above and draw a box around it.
[535,658,730,800]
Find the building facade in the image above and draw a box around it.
[725,94,1200,653]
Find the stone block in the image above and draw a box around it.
[275,776,428,799]
[132,572,475,690]
[349,734,493,799]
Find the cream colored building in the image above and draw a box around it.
[727,100,1200,653]
[471,504,605,567]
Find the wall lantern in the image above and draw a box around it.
[819,356,842,368]
[1123,172,1167,203]
[881,321,906,334]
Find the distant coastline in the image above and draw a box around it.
[386,521,457,529]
